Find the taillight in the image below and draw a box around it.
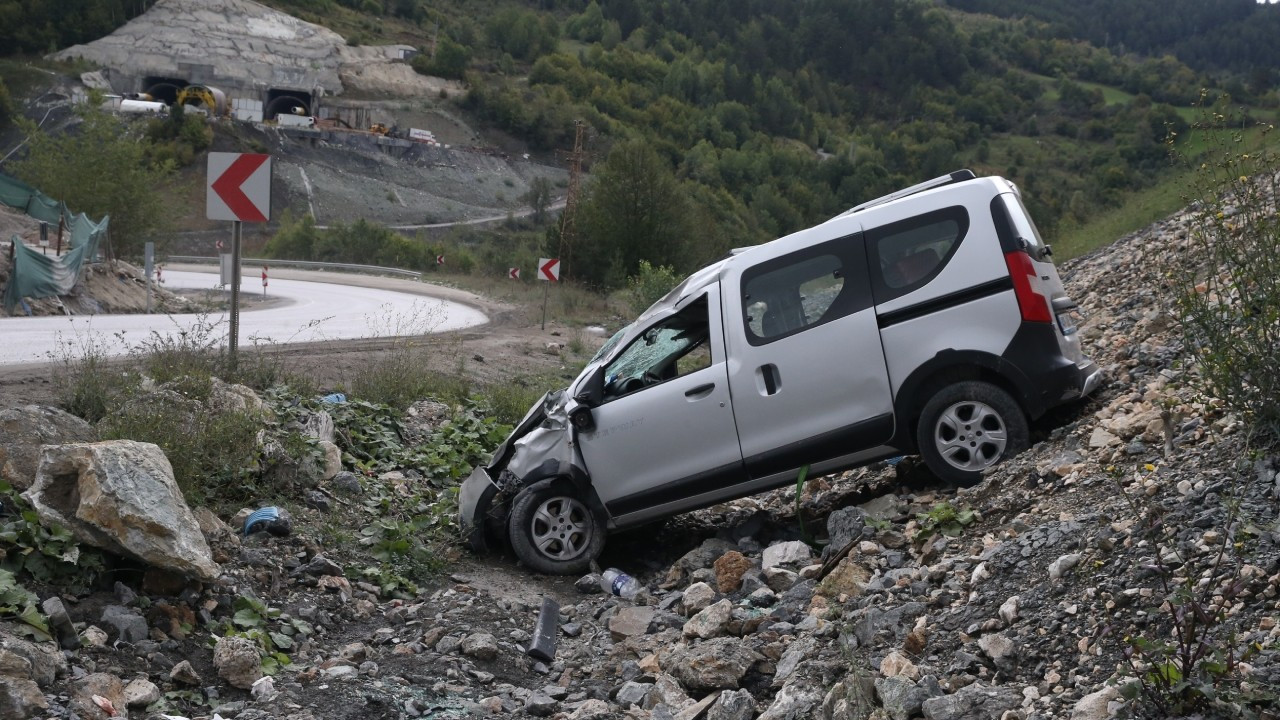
[1004,251,1052,323]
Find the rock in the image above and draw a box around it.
[921,683,1021,720]
[1071,685,1121,720]
[81,626,108,647]
[773,637,815,687]
[192,507,239,548]
[876,676,929,720]
[763,541,813,570]
[0,405,95,490]
[825,506,867,552]
[206,377,264,414]
[880,650,920,680]
[0,632,65,687]
[1089,428,1120,448]
[610,606,655,640]
[40,597,79,650]
[998,596,1019,624]
[401,400,453,444]
[714,551,753,593]
[758,682,822,720]
[616,680,652,708]
[763,567,799,592]
[71,672,124,720]
[1048,553,1082,580]
[304,489,331,511]
[525,691,559,717]
[461,633,499,661]
[331,470,363,495]
[302,410,335,443]
[816,556,871,599]
[978,633,1016,665]
[22,441,219,579]
[708,688,756,720]
[576,573,603,594]
[569,699,613,719]
[170,660,201,685]
[298,554,344,577]
[317,441,342,481]
[682,582,717,615]
[0,675,47,719]
[676,691,722,720]
[665,637,761,691]
[101,605,149,643]
[122,677,160,707]
[664,538,739,586]
[653,671,693,709]
[684,599,733,639]
[214,635,263,689]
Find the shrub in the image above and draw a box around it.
[626,260,681,314]
[1169,100,1280,440]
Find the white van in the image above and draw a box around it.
[461,170,1102,574]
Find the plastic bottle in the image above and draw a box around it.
[600,568,641,599]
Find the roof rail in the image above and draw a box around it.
[833,169,977,220]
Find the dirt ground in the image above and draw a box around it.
[0,266,599,410]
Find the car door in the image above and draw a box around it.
[577,290,745,521]
[723,231,895,481]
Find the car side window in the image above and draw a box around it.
[740,234,872,346]
[867,206,969,302]
[602,295,713,400]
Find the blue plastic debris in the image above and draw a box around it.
[885,456,905,466]
[320,393,347,404]
[243,506,292,537]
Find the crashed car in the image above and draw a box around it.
[461,170,1102,574]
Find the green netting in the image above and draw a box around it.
[1,172,109,313]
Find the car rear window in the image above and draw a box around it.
[867,206,969,301]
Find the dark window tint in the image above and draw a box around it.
[867,206,969,302]
[741,235,872,345]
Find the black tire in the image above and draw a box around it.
[508,478,606,575]
[917,381,1029,486]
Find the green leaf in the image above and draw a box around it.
[232,608,265,628]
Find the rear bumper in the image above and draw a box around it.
[459,466,500,553]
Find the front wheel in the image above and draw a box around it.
[508,479,606,575]
[917,381,1028,486]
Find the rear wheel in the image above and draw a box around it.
[508,479,605,575]
[917,381,1028,486]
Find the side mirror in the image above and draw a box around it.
[570,406,595,433]
[575,365,606,407]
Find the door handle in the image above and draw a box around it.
[759,364,780,395]
[685,383,715,398]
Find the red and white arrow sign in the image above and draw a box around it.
[509,267,520,279]
[537,258,560,282]
[436,255,445,265]
[207,153,272,222]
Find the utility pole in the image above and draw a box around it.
[556,120,585,282]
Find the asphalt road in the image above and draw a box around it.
[0,269,489,366]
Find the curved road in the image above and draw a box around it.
[0,270,488,366]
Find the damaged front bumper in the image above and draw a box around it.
[459,465,500,552]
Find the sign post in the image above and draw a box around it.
[536,257,560,330]
[262,266,268,297]
[144,242,154,313]
[207,152,272,369]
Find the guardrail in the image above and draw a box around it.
[166,256,422,279]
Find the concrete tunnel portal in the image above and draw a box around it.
[265,90,313,120]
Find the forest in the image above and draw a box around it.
[1,0,1275,288]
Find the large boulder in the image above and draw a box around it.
[22,441,219,580]
[0,406,96,490]
[664,638,762,691]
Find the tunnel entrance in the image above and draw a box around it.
[142,76,187,105]
[265,89,312,120]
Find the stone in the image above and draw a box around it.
[758,683,822,720]
[525,691,558,717]
[684,599,733,639]
[1048,553,1082,580]
[0,631,66,687]
[569,699,613,720]
[71,672,125,720]
[298,554,344,577]
[331,470,363,495]
[665,637,761,691]
[816,556,871,599]
[0,675,47,719]
[40,597,79,650]
[763,541,813,570]
[653,672,692,709]
[1089,428,1120,449]
[22,441,219,579]
[922,682,1021,720]
[101,605,149,643]
[576,573,603,594]
[214,635,263,689]
[170,660,202,685]
[615,680,652,708]
[880,650,920,680]
[304,489,331,511]
[998,596,1019,624]
[122,677,161,707]
[707,688,755,720]
[1071,685,1121,720]
[859,493,900,521]
[0,405,95,490]
[675,691,722,720]
[206,377,264,414]
[978,633,1016,665]
[876,675,929,720]
[461,632,499,661]
[303,410,336,443]
[825,506,867,552]
[714,551,753,593]
[748,587,777,607]
[763,567,799,592]
[401,400,453,444]
[664,538,739,587]
[772,637,814,687]
[610,606,655,640]
[682,582,716,615]
[318,441,343,480]
[81,626,109,647]
[192,507,239,549]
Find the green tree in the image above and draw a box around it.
[10,101,169,257]
[523,176,555,224]
[0,77,13,128]
[575,139,698,289]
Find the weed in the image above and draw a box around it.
[220,592,308,675]
[915,501,978,540]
